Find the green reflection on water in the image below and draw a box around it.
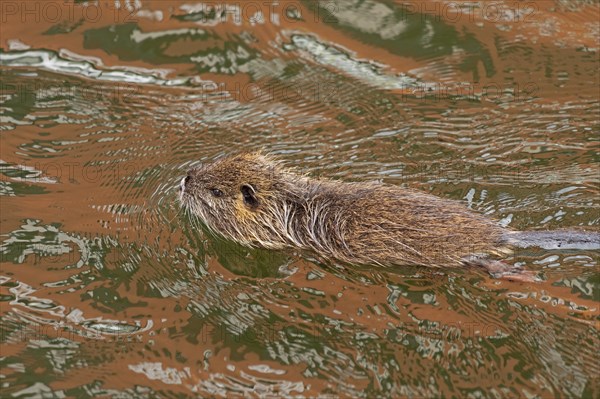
[83,23,257,74]
[303,0,495,80]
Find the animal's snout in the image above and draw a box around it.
[180,175,191,192]
[180,166,202,192]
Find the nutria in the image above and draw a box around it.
[179,152,599,280]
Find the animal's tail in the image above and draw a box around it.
[502,230,600,251]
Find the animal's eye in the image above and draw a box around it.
[210,188,223,197]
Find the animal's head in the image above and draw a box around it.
[179,152,293,245]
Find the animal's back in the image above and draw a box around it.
[305,182,505,267]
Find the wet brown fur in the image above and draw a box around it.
[180,152,511,269]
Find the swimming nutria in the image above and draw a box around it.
[179,152,599,280]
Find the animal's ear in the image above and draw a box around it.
[241,184,258,208]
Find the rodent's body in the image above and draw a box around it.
[253,177,506,267]
[179,153,511,269]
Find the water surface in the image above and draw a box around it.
[1,1,599,397]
